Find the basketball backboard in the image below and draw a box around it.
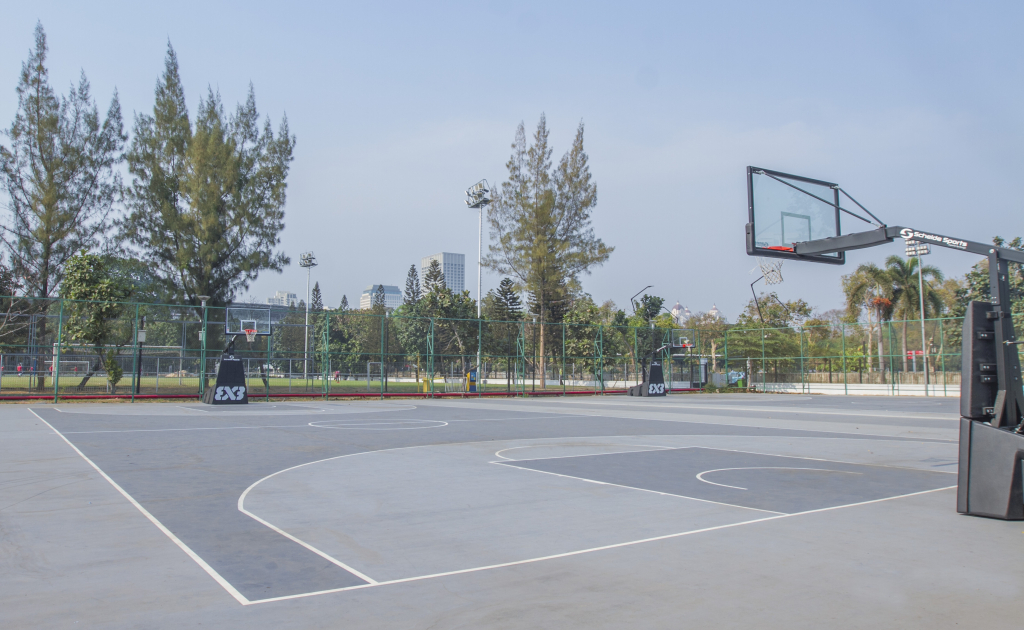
[225,306,272,337]
[746,166,844,265]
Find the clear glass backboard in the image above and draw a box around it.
[746,166,844,264]
[225,306,273,337]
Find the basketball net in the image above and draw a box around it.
[244,329,258,343]
[756,257,784,285]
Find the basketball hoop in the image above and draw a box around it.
[244,329,258,343]
[757,257,784,285]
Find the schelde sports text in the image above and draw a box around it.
[900,228,968,250]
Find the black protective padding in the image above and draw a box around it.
[957,418,1024,520]
[627,361,666,397]
[201,353,249,405]
[960,301,998,419]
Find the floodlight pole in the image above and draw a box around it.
[465,180,491,374]
[909,238,933,397]
[299,252,318,383]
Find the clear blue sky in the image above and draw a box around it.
[3,1,1022,320]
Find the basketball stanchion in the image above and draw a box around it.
[744,164,1024,520]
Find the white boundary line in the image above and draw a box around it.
[695,467,861,491]
[490,459,786,515]
[244,485,955,605]
[36,406,961,608]
[521,397,957,421]
[27,408,251,605]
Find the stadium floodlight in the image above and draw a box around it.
[904,239,931,395]
[299,252,318,381]
[464,179,491,372]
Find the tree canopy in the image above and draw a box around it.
[120,43,295,307]
[0,23,126,299]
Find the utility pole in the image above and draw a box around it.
[465,180,491,375]
[905,238,930,396]
[300,252,318,382]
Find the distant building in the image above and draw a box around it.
[359,285,402,310]
[670,302,692,326]
[267,291,298,307]
[421,252,465,293]
[708,304,722,320]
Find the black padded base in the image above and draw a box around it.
[957,418,1024,520]
[201,354,249,405]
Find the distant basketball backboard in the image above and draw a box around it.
[225,306,272,337]
[746,166,844,265]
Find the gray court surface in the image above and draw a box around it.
[2,394,1021,628]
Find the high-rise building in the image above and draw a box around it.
[267,291,299,307]
[359,285,403,310]
[420,252,465,293]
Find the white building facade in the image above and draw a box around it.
[359,285,403,310]
[267,291,298,307]
[420,252,465,293]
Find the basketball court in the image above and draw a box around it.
[3,395,1020,628]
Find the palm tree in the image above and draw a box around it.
[881,255,944,373]
[843,263,892,376]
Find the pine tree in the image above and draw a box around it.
[339,295,349,311]
[484,116,611,387]
[310,281,323,311]
[121,43,295,307]
[493,277,522,321]
[404,264,421,305]
[372,284,386,310]
[0,23,126,298]
[423,259,446,292]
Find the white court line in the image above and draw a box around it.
[493,443,676,460]
[308,420,448,430]
[490,459,785,515]
[695,467,862,491]
[685,445,960,475]
[245,485,956,605]
[62,424,315,434]
[492,397,957,421]
[27,408,251,605]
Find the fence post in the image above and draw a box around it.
[760,328,766,392]
[841,321,848,395]
[199,304,208,399]
[562,323,566,396]
[321,318,329,399]
[889,321,896,396]
[939,318,947,396]
[53,299,64,403]
[799,327,805,394]
[723,329,729,387]
[379,313,385,400]
[428,318,435,398]
[266,325,272,401]
[131,303,140,403]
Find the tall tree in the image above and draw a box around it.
[339,295,349,311]
[121,43,295,307]
[485,116,612,387]
[0,24,126,298]
[880,255,944,372]
[492,277,522,321]
[423,258,446,292]
[404,264,421,305]
[843,263,892,374]
[310,281,323,311]
[372,284,386,310]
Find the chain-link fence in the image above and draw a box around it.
[0,295,983,400]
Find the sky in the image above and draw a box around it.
[2,1,1022,321]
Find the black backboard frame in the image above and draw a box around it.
[746,166,845,265]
